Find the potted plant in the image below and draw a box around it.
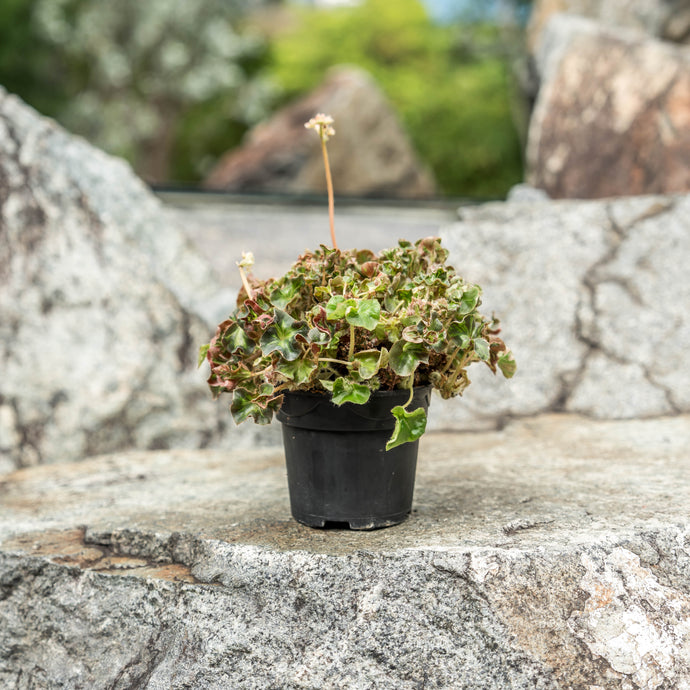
[201,114,515,530]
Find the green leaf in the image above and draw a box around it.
[356,249,376,263]
[458,285,481,315]
[230,386,276,425]
[259,309,307,361]
[269,278,303,309]
[447,320,471,349]
[198,343,209,368]
[389,340,429,376]
[326,297,381,331]
[331,377,371,405]
[400,313,422,327]
[386,406,427,451]
[473,337,490,361]
[425,329,445,351]
[402,324,424,343]
[498,351,517,378]
[384,295,404,313]
[353,348,388,380]
[345,299,381,331]
[325,295,351,320]
[307,327,331,345]
[276,358,318,384]
[313,285,331,301]
[222,323,254,354]
[429,314,444,331]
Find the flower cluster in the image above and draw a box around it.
[305,113,335,142]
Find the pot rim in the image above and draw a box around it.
[281,385,431,399]
[277,385,431,430]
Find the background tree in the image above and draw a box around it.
[29,0,274,183]
[0,0,528,197]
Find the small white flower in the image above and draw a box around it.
[305,113,335,141]
[236,251,254,269]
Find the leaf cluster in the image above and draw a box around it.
[202,237,515,446]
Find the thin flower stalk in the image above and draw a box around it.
[236,251,255,300]
[305,113,338,249]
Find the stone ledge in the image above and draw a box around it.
[1,414,690,688]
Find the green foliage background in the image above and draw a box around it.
[0,0,526,198]
[267,0,525,197]
[0,0,273,183]
[0,0,61,115]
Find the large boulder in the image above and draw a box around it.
[2,413,690,687]
[203,67,437,199]
[0,87,270,471]
[437,192,690,429]
[527,0,690,50]
[525,16,690,198]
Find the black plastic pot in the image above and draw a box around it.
[276,386,431,530]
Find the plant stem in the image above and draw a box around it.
[238,266,253,301]
[440,347,461,375]
[348,323,355,360]
[448,353,471,388]
[402,375,415,409]
[320,137,337,249]
[319,357,353,366]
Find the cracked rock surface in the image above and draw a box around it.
[0,87,272,471]
[1,414,690,688]
[438,193,690,430]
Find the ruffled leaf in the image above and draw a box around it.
[221,323,254,354]
[276,358,318,384]
[402,324,424,343]
[354,348,388,380]
[345,299,381,331]
[307,327,331,345]
[457,285,481,315]
[330,377,371,405]
[447,320,472,349]
[269,277,304,309]
[498,351,517,378]
[389,340,428,376]
[230,385,277,425]
[386,406,427,451]
[325,295,350,320]
[260,309,308,361]
[473,337,490,361]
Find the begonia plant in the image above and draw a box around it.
[201,114,515,449]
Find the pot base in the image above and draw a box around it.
[291,510,411,531]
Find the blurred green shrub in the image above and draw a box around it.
[268,0,524,198]
[0,0,62,115]
[0,0,524,197]
[0,0,274,183]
